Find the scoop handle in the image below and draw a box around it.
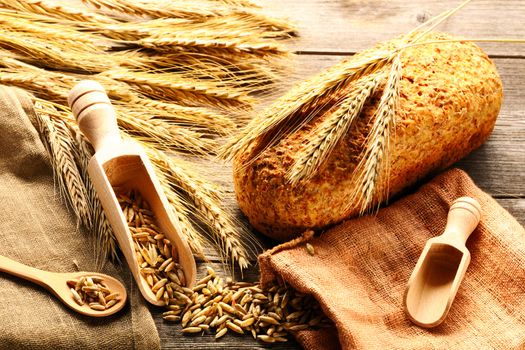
[68,80,121,152]
[442,197,481,245]
[0,255,51,290]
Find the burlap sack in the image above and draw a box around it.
[260,168,525,349]
[0,86,160,350]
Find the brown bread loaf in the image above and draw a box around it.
[233,32,503,241]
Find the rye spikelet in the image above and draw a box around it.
[83,0,222,19]
[33,101,91,228]
[220,51,395,161]
[147,148,260,271]
[0,12,102,50]
[0,31,119,73]
[287,71,385,184]
[73,129,119,266]
[0,0,115,24]
[114,110,218,155]
[350,55,402,213]
[103,69,254,109]
[121,98,236,136]
[152,163,206,258]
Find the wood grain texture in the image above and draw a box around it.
[155,1,524,348]
[263,0,525,56]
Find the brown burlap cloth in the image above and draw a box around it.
[260,168,525,350]
[0,86,160,349]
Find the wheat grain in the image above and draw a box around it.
[305,243,315,256]
[145,262,332,341]
[68,276,120,310]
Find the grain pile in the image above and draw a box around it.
[67,276,121,311]
[118,190,331,342]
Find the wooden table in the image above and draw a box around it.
[152,0,525,348]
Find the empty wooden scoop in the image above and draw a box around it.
[67,80,197,306]
[404,196,481,328]
[0,255,126,317]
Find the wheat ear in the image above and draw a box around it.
[147,148,260,271]
[33,102,91,228]
[103,69,254,109]
[350,55,402,214]
[287,72,386,184]
[0,0,115,24]
[220,51,395,162]
[82,0,222,19]
[122,98,236,136]
[114,109,218,155]
[72,129,120,266]
[152,163,206,258]
[0,12,103,50]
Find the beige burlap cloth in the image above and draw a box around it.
[0,86,160,349]
[260,168,525,349]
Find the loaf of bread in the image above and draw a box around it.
[233,32,503,241]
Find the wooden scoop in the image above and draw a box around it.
[404,196,481,328]
[67,80,197,306]
[0,255,126,317]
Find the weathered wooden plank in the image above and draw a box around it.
[495,198,525,225]
[262,0,525,56]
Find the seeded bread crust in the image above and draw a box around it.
[233,33,503,241]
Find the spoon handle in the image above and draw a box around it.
[67,80,121,153]
[0,255,50,289]
[441,197,482,245]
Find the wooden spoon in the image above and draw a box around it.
[0,255,126,317]
[67,80,197,306]
[404,196,481,328]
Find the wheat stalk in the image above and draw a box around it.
[350,55,402,214]
[33,101,91,228]
[210,0,259,8]
[0,31,121,73]
[287,71,386,184]
[83,0,223,19]
[103,69,254,109]
[220,51,395,162]
[72,129,120,266]
[152,164,207,259]
[114,110,218,155]
[121,98,236,136]
[0,12,103,50]
[0,0,115,24]
[147,148,260,271]
[139,35,284,57]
